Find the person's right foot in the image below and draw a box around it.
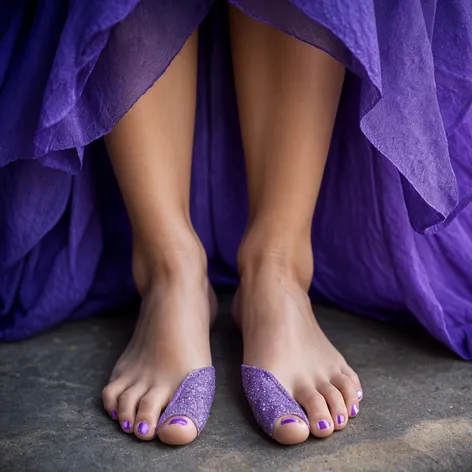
[102,243,217,446]
[235,256,363,445]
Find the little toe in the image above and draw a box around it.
[318,383,348,430]
[102,379,128,421]
[157,416,198,446]
[118,385,146,433]
[342,366,364,401]
[332,374,360,418]
[298,390,334,438]
[272,415,310,445]
[134,388,165,441]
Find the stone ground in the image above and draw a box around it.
[1,296,471,472]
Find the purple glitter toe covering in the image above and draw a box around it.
[241,365,309,437]
[156,367,215,435]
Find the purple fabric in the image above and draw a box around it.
[1,0,472,360]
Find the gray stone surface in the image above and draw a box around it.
[1,298,472,472]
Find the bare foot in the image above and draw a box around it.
[102,245,216,446]
[235,259,362,445]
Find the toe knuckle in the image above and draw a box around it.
[324,386,342,402]
[102,385,114,398]
[305,391,325,409]
[348,370,361,384]
[118,391,133,403]
[138,396,153,410]
[340,376,356,391]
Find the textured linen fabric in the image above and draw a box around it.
[1,0,471,360]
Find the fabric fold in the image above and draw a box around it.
[0,0,471,359]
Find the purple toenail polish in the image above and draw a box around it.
[281,417,299,425]
[137,421,149,435]
[337,414,345,425]
[357,389,363,401]
[169,417,188,426]
[317,420,330,430]
[111,410,117,420]
[351,404,359,416]
[121,420,131,431]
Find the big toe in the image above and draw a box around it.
[156,367,216,445]
[272,415,310,445]
[157,416,198,445]
[242,366,310,445]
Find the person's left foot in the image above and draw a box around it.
[235,258,363,445]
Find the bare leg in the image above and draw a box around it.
[102,31,216,446]
[229,8,362,445]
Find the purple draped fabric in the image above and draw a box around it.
[1,0,471,359]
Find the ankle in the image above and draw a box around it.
[237,232,314,289]
[132,229,207,295]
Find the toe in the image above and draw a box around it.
[102,379,129,421]
[156,367,215,445]
[241,365,309,445]
[157,416,198,446]
[134,388,165,441]
[272,415,310,445]
[118,385,147,433]
[342,366,363,401]
[318,383,348,430]
[298,390,334,438]
[332,373,360,418]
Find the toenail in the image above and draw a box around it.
[169,417,188,426]
[357,389,363,401]
[110,410,117,420]
[281,417,299,425]
[137,421,149,435]
[121,420,131,431]
[337,414,345,425]
[351,404,359,416]
[317,420,331,430]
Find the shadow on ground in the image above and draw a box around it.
[1,297,471,471]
